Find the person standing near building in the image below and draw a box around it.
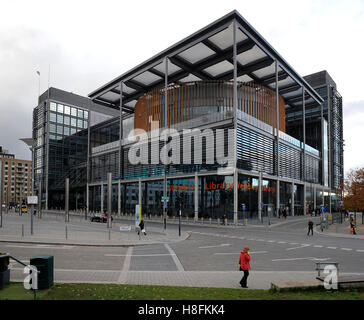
[238,247,251,288]
[307,219,314,236]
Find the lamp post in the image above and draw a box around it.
[20,138,36,235]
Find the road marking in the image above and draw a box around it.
[327,247,337,250]
[267,240,276,243]
[277,241,287,244]
[198,244,231,249]
[314,245,323,248]
[286,244,311,251]
[272,257,330,262]
[214,251,268,255]
[117,247,133,283]
[164,244,185,272]
[289,243,298,245]
[341,248,353,251]
[356,250,364,253]
[109,254,175,257]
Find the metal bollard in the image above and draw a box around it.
[65,226,68,239]
[22,224,24,237]
[108,229,111,240]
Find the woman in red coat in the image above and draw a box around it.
[239,247,251,288]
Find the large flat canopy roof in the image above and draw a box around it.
[89,10,323,112]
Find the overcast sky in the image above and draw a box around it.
[0,0,363,175]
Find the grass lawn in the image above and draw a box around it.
[1,282,364,300]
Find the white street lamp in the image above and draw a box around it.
[20,138,36,235]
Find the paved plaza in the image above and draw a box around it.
[1,210,364,290]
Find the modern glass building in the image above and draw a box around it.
[33,87,118,209]
[35,11,343,222]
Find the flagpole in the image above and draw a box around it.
[36,71,40,102]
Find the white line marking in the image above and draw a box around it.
[289,243,298,245]
[286,244,311,251]
[214,251,268,255]
[314,245,323,248]
[117,246,133,283]
[327,247,337,250]
[106,253,175,257]
[356,250,364,253]
[164,244,184,272]
[278,241,287,244]
[341,248,352,251]
[272,257,330,262]
[198,243,231,249]
[267,240,276,243]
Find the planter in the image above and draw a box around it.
[0,253,10,288]
[0,254,10,272]
[0,269,10,288]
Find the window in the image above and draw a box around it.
[70,128,76,135]
[64,105,71,115]
[71,118,77,127]
[50,102,57,111]
[71,107,77,117]
[57,114,64,124]
[77,119,83,128]
[50,124,56,133]
[57,104,63,113]
[84,110,89,119]
[83,120,88,129]
[64,127,70,136]
[64,116,70,126]
[56,126,63,135]
[50,112,57,122]
[77,109,83,118]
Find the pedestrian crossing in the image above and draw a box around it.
[190,231,364,254]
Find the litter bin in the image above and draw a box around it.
[29,255,54,289]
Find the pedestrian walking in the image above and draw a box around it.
[282,208,287,220]
[350,217,356,235]
[222,214,227,225]
[307,219,314,236]
[138,219,147,236]
[238,246,251,288]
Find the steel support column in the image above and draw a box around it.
[276,179,280,217]
[119,81,124,179]
[302,87,306,215]
[291,182,295,216]
[233,20,238,225]
[107,173,112,228]
[118,180,121,215]
[275,60,280,217]
[163,57,168,230]
[194,172,198,222]
[258,171,262,222]
[100,183,104,213]
[38,180,42,218]
[313,186,317,209]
